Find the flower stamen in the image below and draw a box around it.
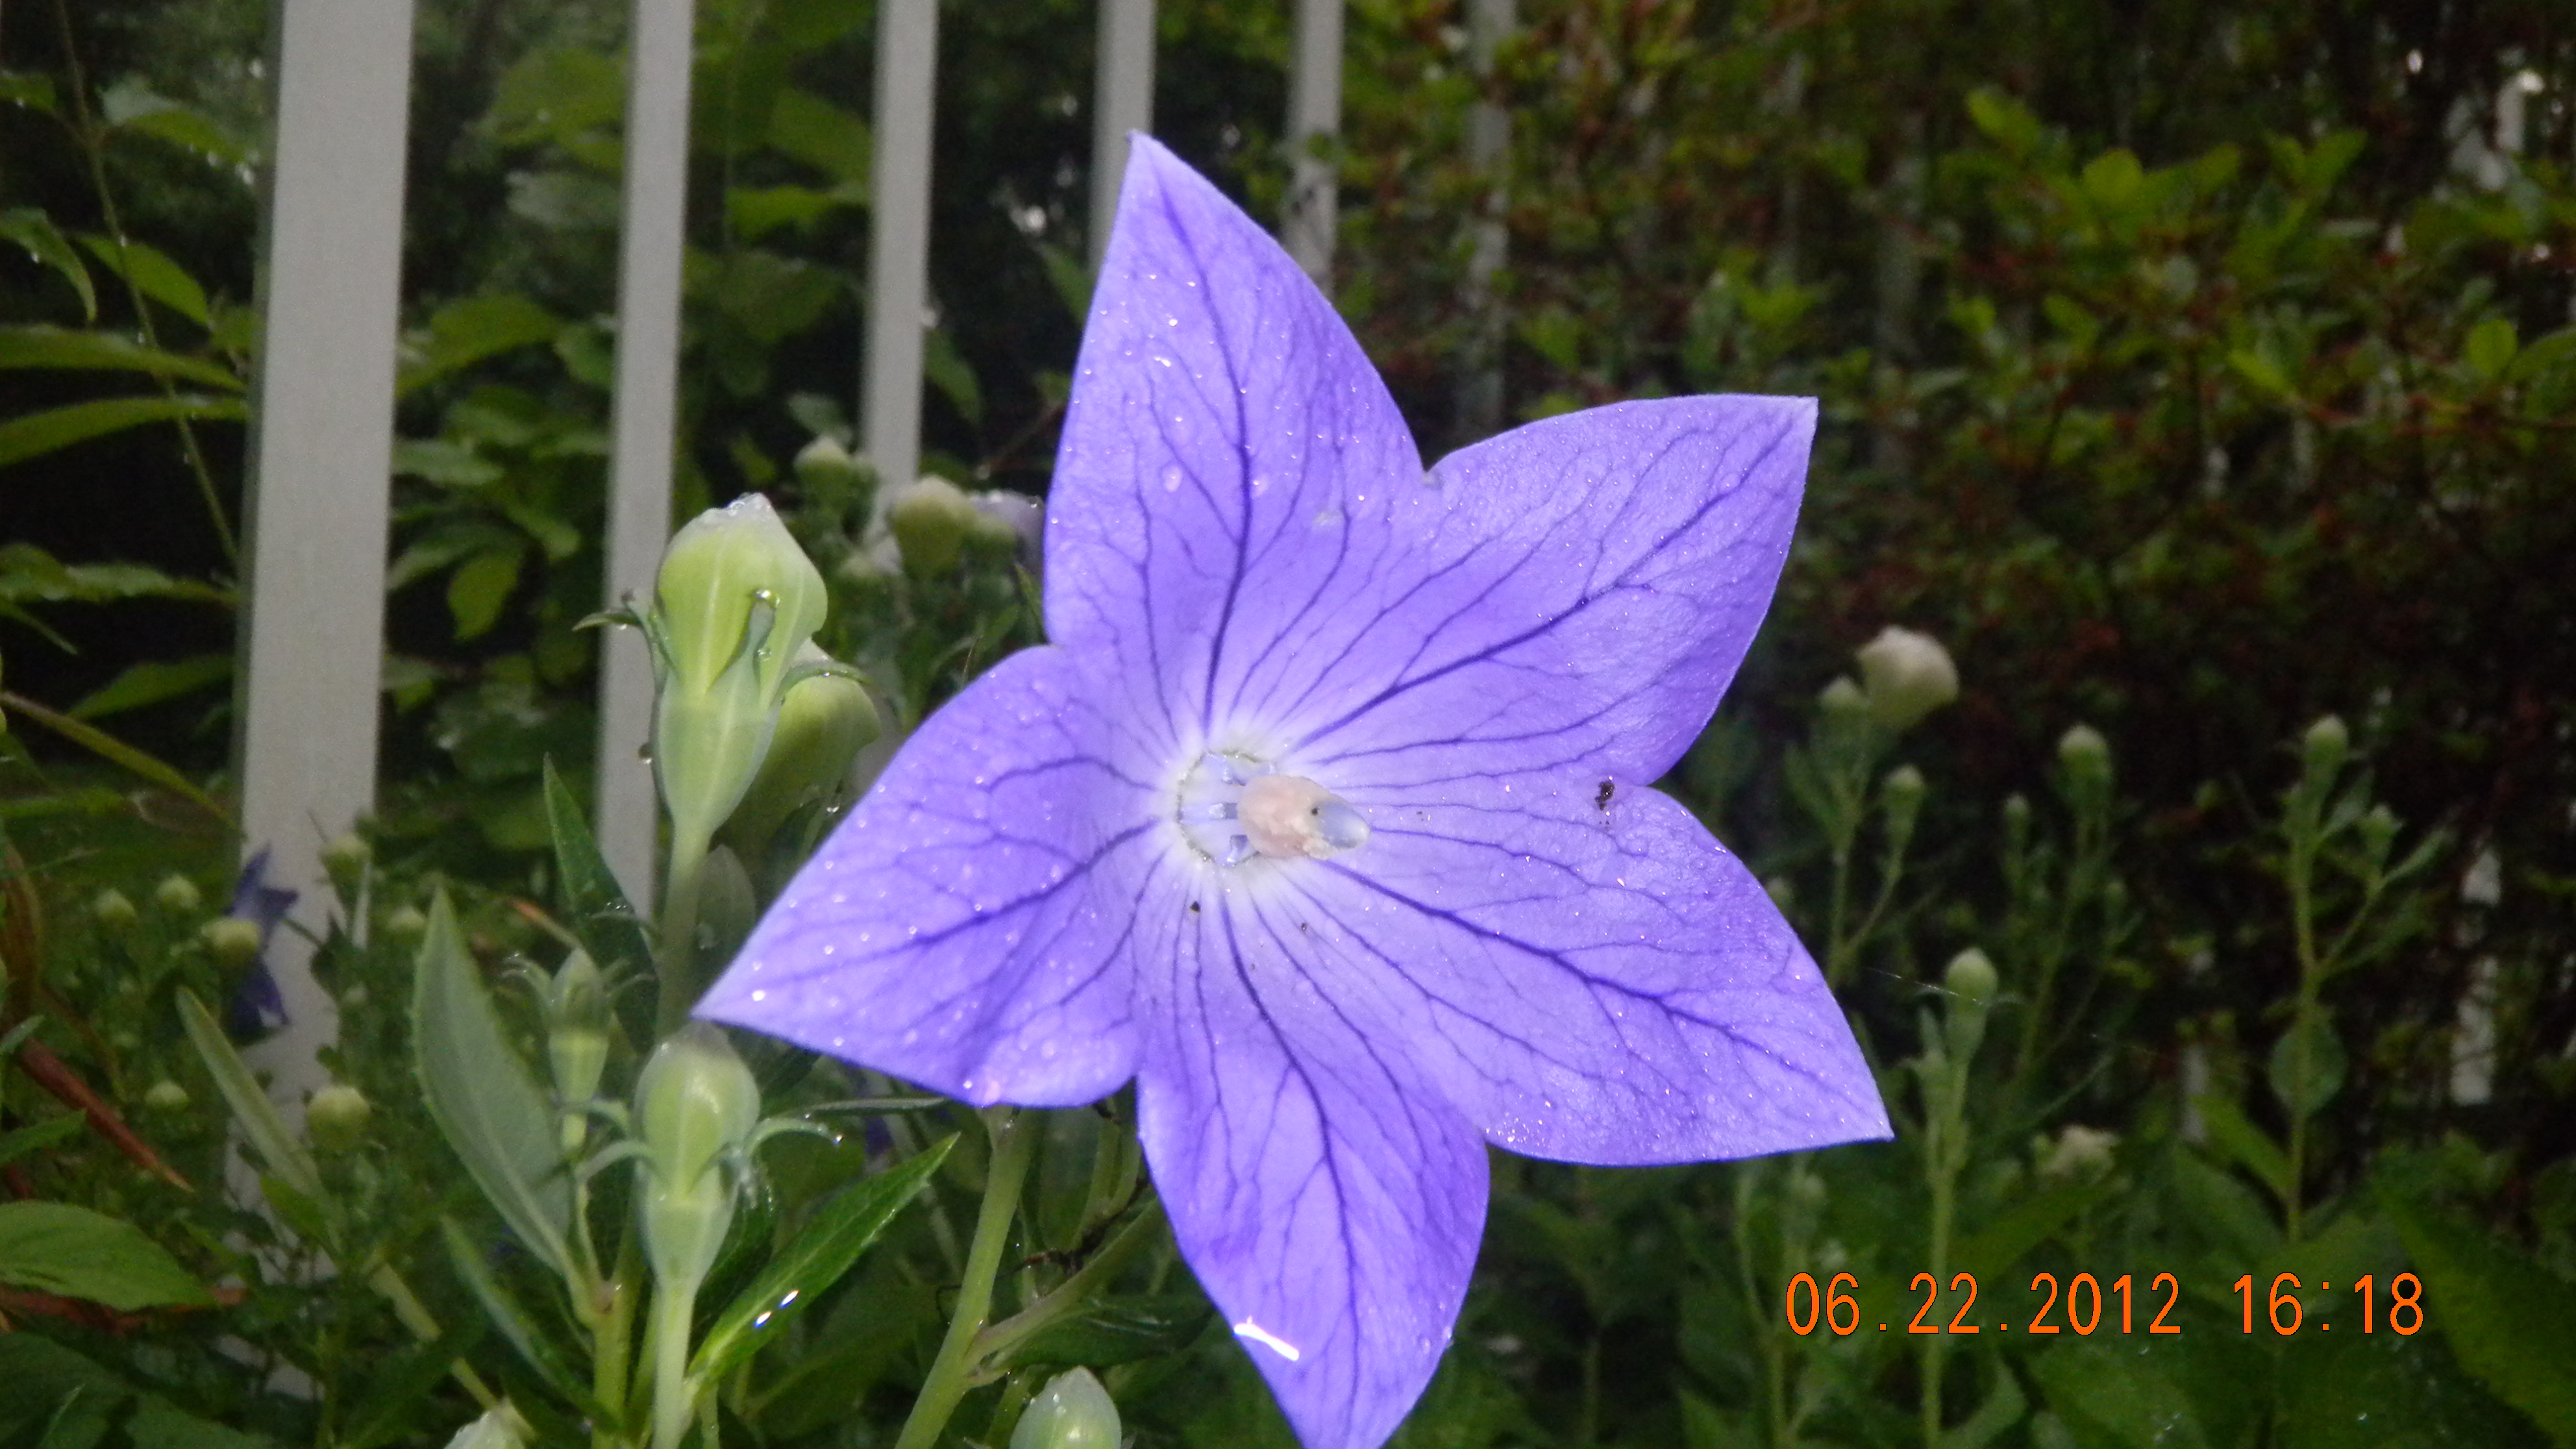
[1176,752,1369,865]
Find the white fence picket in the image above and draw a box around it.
[1091,0,1158,273]
[863,0,941,504]
[1283,0,1344,286]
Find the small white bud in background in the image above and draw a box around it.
[200,917,264,969]
[792,434,866,493]
[1881,763,1927,810]
[143,1080,192,1112]
[1943,947,1998,1008]
[1011,1367,1122,1449]
[1855,626,1959,732]
[2301,713,2349,773]
[440,1404,531,1449]
[887,477,982,575]
[2038,1124,2119,1178]
[321,831,370,881]
[91,888,140,932]
[382,904,430,941]
[2057,723,2111,779]
[1817,675,1868,721]
[307,1083,373,1152]
[153,874,203,915]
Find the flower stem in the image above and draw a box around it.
[657,826,712,1037]
[894,1108,1039,1449]
[593,1236,640,1449]
[649,1275,701,1449]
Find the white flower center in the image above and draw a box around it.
[1174,751,1370,867]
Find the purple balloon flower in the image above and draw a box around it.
[699,138,1889,1448]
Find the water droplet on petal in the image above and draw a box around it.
[1159,464,1183,491]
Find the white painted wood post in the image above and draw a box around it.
[863,0,941,502]
[1089,0,1157,273]
[233,0,418,1116]
[1282,0,1343,287]
[1457,0,1512,436]
[593,0,700,908]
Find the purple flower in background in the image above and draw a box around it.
[224,846,298,1037]
[700,138,1889,1448]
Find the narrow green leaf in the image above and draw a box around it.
[2027,1340,2209,1449]
[691,1135,956,1385]
[412,891,575,1281]
[69,654,232,720]
[987,1294,1214,1374]
[1942,1358,2027,1449]
[543,758,655,984]
[75,233,210,327]
[0,542,232,606]
[397,293,562,397]
[437,1217,592,1407]
[0,1115,84,1169]
[0,689,228,821]
[0,207,94,319]
[1954,1174,2116,1288]
[0,393,247,470]
[2192,1091,2292,1207]
[0,325,242,389]
[175,989,319,1196]
[2381,1187,2576,1441]
[2267,1015,2346,1121]
[0,1202,214,1310]
[110,105,253,169]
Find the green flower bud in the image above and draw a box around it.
[634,1024,760,1293]
[2038,1124,2118,1179]
[967,488,1045,565]
[201,916,264,968]
[649,495,831,846]
[724,646,880,850]
[153,873,203,915]
[2057,723,2111,781]
[543,950,612,1112]
[2360,803,2399,858]
[1944,947,1999,1007]
[793,434,869,497]
[383,904,429,941]
[143,1079,191,1112]
[888,477,981,575]
[321,831,370,880]
[1855,626,1959,732]
[1816,675,1868,721]
[91,888,140,933]
[1882,763,1927,808]
[307,1083,373,1152]
[2302,713,2349,774]
[1011,1367,1122,1449]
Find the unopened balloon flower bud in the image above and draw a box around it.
[1817,675,1868,721]
[383,904,429,941]
[321,831,370,884]
[1855,626,1959,732]
[967,487,1045,565]
[1944,947,1998,1008]
[153,873,203,915]
[649,495,830,845]
[307,1083,373,1152]
[2302,713,2349,774]
[888,476,983,575]
[91,888,139,932]
[724,645,880,850]
[441,1404,531,1449]
[201,916,264,969]
[792,434,869,497]
[143,1079,191,1112]
[543,950,612,1111]
[1011,1367,1122,1449]
[2057,723,2111,782]
[634,1024,760,1292]
[2360,803,2399,857]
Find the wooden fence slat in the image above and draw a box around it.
[233,0,419,1112]
[594,0,701,907]
[1283,0,1343,287]
[863,0,941,502]
[1090,0,1158,273]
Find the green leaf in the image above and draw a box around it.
[446,545,525,642]
[0,1115,84,1169]
[0,72,59,114]
[0,543,230,606]
[412,891,575,1282]
[543,758,656,984]
[0,207,95,320]
[484,46,625,149]
[69,654,232,720]
[767,86,871,186]
[2028,1339,2209,1449]
[1944,1357,2028,1449]
[2194,1090,2292,1206]
[1955,1174,2118,1287]
[176,988,321,1197]
[75,233,212,327]
[2381,1187,2576,1441]
[2268,1015,2347,1120]
[0,1202,214,1310]
[0,324,242,389]
[437,1217,592,1407]
[0,393,247,470]
[691,1135,956,1385]
[111,104,253,169]
[924,326,984,427]
[2463,317,2520,381]
[988,1294,1216,1374]
[397,293,563,397]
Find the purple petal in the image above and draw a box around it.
[1044,136,1426,764]
[1135,884,1485,1449]
[1284,774,1889,1163]
[1291,396,1813,789]
[697,647,1151,1106]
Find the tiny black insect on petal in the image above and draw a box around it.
[1596,779,1615,810]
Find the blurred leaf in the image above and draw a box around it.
[175,989,321,1198]
[0,1202,213,1309]
[0,72,58,114]
[2463,317,2519,381]
[484,46,624,150]
[0,207,95,319]
[767,86,871,186]
[0,1115,84,1169]
[438,1217,591,1408]
[924,327,984,428]
[0,543,229,606]
[2028,1339,2208,1449]
[2194,1091,2291,1206]
[447,545,525,642]
[0,393,245,469]
[1,689,227,819]
[412,891,575,1281]
[2268,1016,2346,1121]
[0,324,242,389]
[394,438,506,488]
[101,82,252,168]
[2381,1185,2576,1441]
[1945,1357,2028,1449]
[693,1135,956,1385]
[69,653,232,720]
[989,1294,1215,1374]
[1956,1174,2116,1287]
[75,233,211,327]
[399,293,564,397]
